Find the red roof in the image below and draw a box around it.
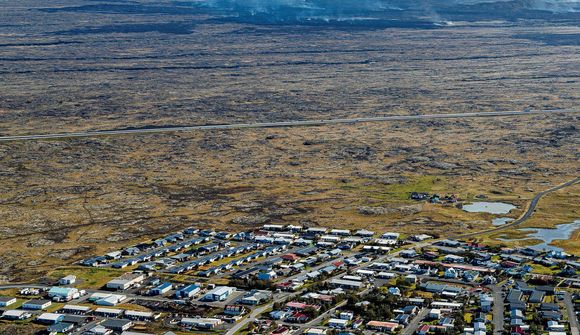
[418,324,430,333]
[282,253,300,261]
[332,261,345,267]
[367,321,398,330]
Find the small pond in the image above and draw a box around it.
[462,202,516,214]
[492,217,514,226]
[497,220,580,252]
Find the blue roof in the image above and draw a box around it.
[154,282,172,291]
[178,284,200,293]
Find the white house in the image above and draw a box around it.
[59,275,77,285]
[328,318,349,329]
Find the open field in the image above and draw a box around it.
[0,112,578,281]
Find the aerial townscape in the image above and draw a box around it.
[0,220,579,335]
[1,0,579,335]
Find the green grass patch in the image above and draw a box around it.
[48,266,126,289]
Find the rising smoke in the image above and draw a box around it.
[201,0,580,19]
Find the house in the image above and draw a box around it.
[106,273,145,290]
[22,299,52,310]
[463,270,480,282]
[400,249,418,258]
[305,329,327,335]
[381,232,400,240]
[102,319,133,332]
[59,275,77,285]
[328,318,349,328]
[286,302,321,311]
[257,270,278,281]
[329,278,364,290]
[405,274,418,284]
[269,311,289,320]
[0,297,16,307]
[445,267,458,279]
[175,284,200,299]
[2,310,31,320]
[394,313,411,325]
[377,272,397,280]
[431,301,463,310]
[330,229,351,236]
[443,238,465,246]
[507,289,523,303]
[48,287,80,301]
[429,309,441,320]
[411,234,433,241]
[439,317,454,327]
[224,305,246,316]
[355,229,375,237]
[540,303,560,311]
[285,311,309,323]
[402,305,419,315]
[444,254,465,263]
[340,311,354,320]
[367,321,399,332]
[417,324,430,335]
[388,287,401,296]
[529,290,545,303]
[203,286,234,301]
[37,313,65,325]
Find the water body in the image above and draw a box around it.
[497,220,580,252]
[462,202,516,214]
[492,217,514,226]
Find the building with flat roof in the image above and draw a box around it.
[181,317,223,329]
[22,299,52,310]
[329,278,364,290]
[203,286,234,301]
[106,273,145,290]
[48,286,79,301]
[0,297,16,307]
[37,313,65,324]
[61,304,92,314]
[102,319,133,332]
[2,310,31,320]
[59,275,77,285]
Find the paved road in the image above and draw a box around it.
[564,291,579,335]
[402,307,429,335]
[489,285,504,335]
[0,109,577,142]
[457,176,580,238]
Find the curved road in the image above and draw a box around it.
[0,108,578,142]
[458,176,580,238]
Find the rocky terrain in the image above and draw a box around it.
[0,113,578,281]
